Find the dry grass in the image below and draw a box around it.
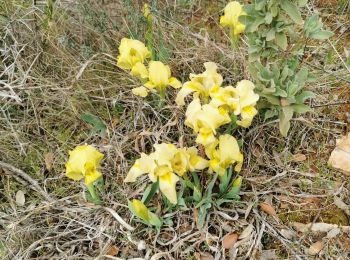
[1,0,350,259]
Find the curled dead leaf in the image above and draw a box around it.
[194,252,214,260]
[222,232,239,249]
[334,196,350,216]
[308,241,324,255]
[292,153,306,162]
[106,245,119,256]
[273,150,283,167]
[259,202,277,216]
[44,152,54,171]
[293,222,338,233]
[15,190,25,206]
[328,133,350,175]
[327,228,341,239]
[239,224,254,239]
[280,229,295,239]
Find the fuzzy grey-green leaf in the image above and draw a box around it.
[281,0,303,25]
[309,30,334,40]
[276,32,287,50]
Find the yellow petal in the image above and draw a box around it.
[175,85,195,106]
[65,145,104,183]
[187,147,209,171]
[172,148,190,176]
[144,81,156,90]
[220,1,245,28]
[205,134,243,175]
[234,22,246,35]
[154,165,173,177]
[209,159,227,176]
[197,104,231,133]
[237,105,258,128]
[196,128,217,146]
[185,98,202,131]
[185,99,231,145]
[132,199,149,221]
[181,62,223,103]
[125,159,145,182]
[218,134,242,167]
[234,160,243,172]
[132,86,149,97]
[159,172,179,204]
[131,62,149,79]
[210,85,239,111]
[65,165,84,181]
[84,169,102,185]
[148,61,171,89]
[235,80,259,108]
[125,153,156,182]
[169,77,182,89]
[153,143,178,168]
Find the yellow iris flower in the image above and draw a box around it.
[65,145,104,185]
[117,38,151,70]
[144,61,182,93]
[172,147,209,176]
[234,80,259,127]
[125,143,208,204]
[220,1,246,36]
[205,134,243,176]
[209,80,259,128]
[185,98,231,146]
[117,37,150,83]
[209,85,239,109]
[176,62,223,105]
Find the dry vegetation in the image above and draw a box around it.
[1,0,350,259]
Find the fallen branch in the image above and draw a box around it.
[103,207,135,231]
[0,161,54,202]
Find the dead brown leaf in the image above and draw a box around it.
[106,245,119,256]
[272,150,283,167]
[328,133,350,175]
[308,241,324,255]
[292,153,306,162]
[193,208,199,229]
[222,232,239,249]
[259,202,277,216]
[44,152,54,171]
[194,252,214,260]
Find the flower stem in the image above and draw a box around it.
[158,89,166,107]
[230,28,238,49]
[87,183,101,205]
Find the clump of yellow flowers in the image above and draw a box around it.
[124,60,258,205]
[125,143,208,204]
[117,38,181,99]
[64,1,259,228]
[177,62,259,146]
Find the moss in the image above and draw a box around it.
[279,205,349,226]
